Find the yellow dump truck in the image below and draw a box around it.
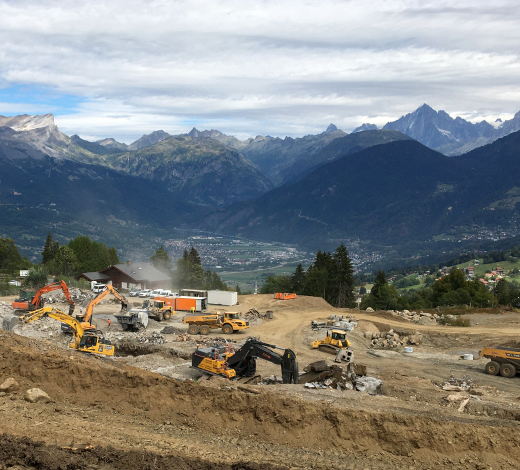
[480,346,520,378]
[183,312,249,335]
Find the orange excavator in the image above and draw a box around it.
[62,284,128,333]
[12,280,75,315]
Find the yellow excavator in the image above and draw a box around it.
[62,284,128,333]
[21,307,115,356]
[311,328,354,363]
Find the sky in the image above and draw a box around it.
[1,0,520,143]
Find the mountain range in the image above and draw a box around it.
[2,106,520,262]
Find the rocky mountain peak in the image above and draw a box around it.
[0,113,56,132]
[352,123,378,133]
[324,123,338,133]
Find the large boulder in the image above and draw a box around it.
[365,307,375,313]
[355,377,384,395]
[0,377,19,393]
[24,388,50,403]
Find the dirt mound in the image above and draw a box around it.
[238,294,335,312]
[0,434,285,470]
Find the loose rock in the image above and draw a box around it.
[24,388,50,403]
[0,377,19,393]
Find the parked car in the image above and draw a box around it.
[139,289,152,298]
[92,283,107,293]
[161,289,173,296]
[149,288,162,298]
[129,288,142,297]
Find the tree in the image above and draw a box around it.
[108,247,119,266]
[331,244,355,308]
[25,266,49,288]
[359,286,367,295]
[0,237,24,272]
[371,270,387,300]
[495,279,510,305]
[176,247,204,289]
[291,263,306,293]
[150,246,173,274]
[41,232,59,265]
[50,246,79,277]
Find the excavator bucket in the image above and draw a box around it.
[281,349,299,384]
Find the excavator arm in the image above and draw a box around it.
[21,307,115,356]
[22,307,85,349]
[77,284,128,324]
[225,338,299,384]
[13,281,75,314]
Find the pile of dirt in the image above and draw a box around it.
[0,434,285,470]
[238,294,335,312]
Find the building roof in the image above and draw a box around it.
[100,263,171,283]
[75,271,111,282]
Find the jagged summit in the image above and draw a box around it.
[353,123,378,133]
[324,123,337,133]
[0,113,55,132]
[128,130,170,151]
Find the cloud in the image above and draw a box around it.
[0,0,519,141]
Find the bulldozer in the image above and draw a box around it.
[183,311,249,335]
[311,328,354,363]
[192,337,299,383]
[21,307,115,357]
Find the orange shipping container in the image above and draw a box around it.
[274,293,296,300]
[175,296,207,312]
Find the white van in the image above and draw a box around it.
[92,283,106,293]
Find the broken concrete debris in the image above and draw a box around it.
[299,360,382,394]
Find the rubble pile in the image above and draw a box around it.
[160,326,182,335]
[51,288,90,304]
[244,308,271,320]
[136,333,166,344]
[387,310,439,325]
[364,329,422,349]
[261,375,283,385]
[299,360,383,395]
[441,375,477,391]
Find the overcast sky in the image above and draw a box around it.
[1,0,519,143]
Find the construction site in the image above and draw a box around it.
[2,290,520,470]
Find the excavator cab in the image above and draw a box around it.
[77,334,114,356]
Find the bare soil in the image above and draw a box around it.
[3,294,520,469]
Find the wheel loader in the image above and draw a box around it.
[183,312,249,335]
[311,328,354,363]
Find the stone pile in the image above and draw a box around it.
[244,308,267,320]
[261,375,283,385]
[364,329,422,349]
[299,360,383,395]
[137,332,166,344]
[387,309,439,325]
[441,375,476,391]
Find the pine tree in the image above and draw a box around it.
[332,244,355,308]
[150,246,173,274]
[291,263,306,293]
[108,247,119,266]
[41,232,59,265]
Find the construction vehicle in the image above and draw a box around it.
[311,328,354,363]
[62,284,128,333]
[12,280,75,315]
[274,293,296,300]
[480,346,520,378]
[192,337,299,383]
[183,312,249,335]
[142,296,173,321]
[21,307,115,356]
[114,307,149,331]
